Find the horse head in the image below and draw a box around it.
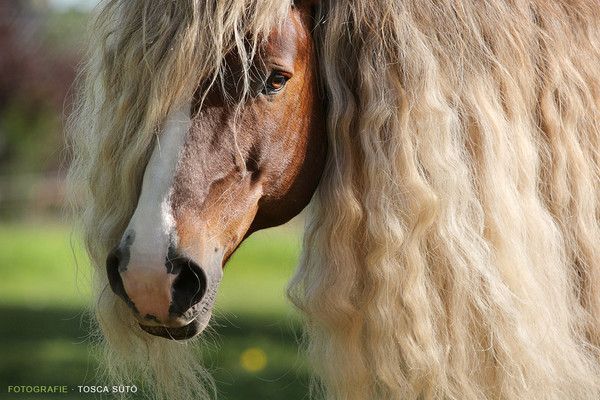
[104,1,326,340]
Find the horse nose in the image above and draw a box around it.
[106,247,207,325]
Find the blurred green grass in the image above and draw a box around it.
[0,222,309,400]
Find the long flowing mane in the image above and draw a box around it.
[69,0,600,399]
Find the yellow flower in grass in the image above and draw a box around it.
[240,347,268,372]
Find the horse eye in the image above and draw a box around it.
[263,71,289,95]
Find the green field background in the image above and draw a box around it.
[0,222,309,400]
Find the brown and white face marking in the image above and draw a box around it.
[106,3,327,340]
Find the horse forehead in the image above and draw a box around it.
[265,9,310,64]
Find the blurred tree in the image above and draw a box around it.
[0,0,84,217]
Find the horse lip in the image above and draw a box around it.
[139,318,200,340]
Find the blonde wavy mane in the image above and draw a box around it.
[69,0,600,399]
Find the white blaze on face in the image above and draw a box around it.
[127,102,190,256]
[119,102,191,321]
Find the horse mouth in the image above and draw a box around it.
[139,318,200,340]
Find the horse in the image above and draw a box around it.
[68,0,600,399]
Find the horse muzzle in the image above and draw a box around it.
[106,243,223,340]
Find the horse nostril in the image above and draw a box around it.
[106,247,122,290]
[106,247,135,310]
[169,257,207,317]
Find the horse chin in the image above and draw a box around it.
[139,315,209,340]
